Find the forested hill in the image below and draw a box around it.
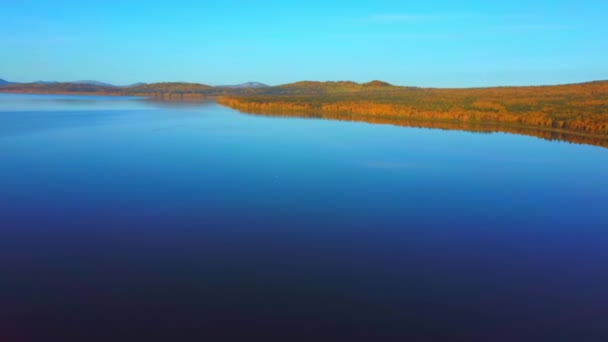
[2,80,608,142]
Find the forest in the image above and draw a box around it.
[218,80,608,138]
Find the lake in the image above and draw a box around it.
[1,93,607,341]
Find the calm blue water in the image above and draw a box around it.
[1,93,608,341]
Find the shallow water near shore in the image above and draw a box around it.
[1,93,608,340]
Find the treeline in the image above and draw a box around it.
[218,81,608,137]
[0,81,269,98]
[0,82,125,95]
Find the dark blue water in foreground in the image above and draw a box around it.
[1,94,607,341]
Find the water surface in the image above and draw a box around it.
[1,94,607,341]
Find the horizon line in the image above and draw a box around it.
[2,77,607,90]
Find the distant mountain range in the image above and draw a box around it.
[0,79,110,86]
[71,81,149,88]
[0,79,267,88]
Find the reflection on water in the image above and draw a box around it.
[234,108,608,149]
[1,94,608,341]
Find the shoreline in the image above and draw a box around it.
[2,90,608,149]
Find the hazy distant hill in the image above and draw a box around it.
[0,79,56,86]
[125,82,213,93]
[219,82,269,89]
[122,82,147,88]
[72,80,116,87]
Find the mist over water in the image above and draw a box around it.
[1,94,607,340]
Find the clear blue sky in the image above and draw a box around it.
[2,0,607,87]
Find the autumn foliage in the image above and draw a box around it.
[219,81,608,138]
